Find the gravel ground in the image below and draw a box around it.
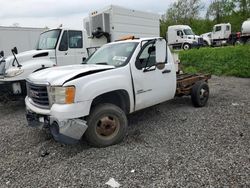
[0,76,249,188]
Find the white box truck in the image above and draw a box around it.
[0,26,45,56]
[167,25,204,50]
[83,5,160,49]
[0,5,160,97]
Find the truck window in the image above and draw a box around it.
[215,26,221,32]
[183,29,194,35]
[37,29,61,50]
[85,42,138,67]
[69,31,83,48]
[136,42,156,70]
[226,25,230,31]
[59,31,68,51]
[177,30,183,37]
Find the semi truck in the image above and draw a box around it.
[0,5,160,97]
[201,23,235,46]
[201,20,250,46]
[167,25,204,50]
[25,37,211,147]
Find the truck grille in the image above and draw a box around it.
[198,37,204,45]
[27,82,49,108]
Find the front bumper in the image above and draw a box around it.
[25,97,89,144]
[26,110,88,144]
[0,80,26,96]
[191,41,203,48]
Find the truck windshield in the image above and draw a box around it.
[183,29,194,35]
[85,42,138,67]
[37,29,61,50]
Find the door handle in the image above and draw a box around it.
[162,69,171,74]
[65,52,68,55]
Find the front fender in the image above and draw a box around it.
[65,67,134,113]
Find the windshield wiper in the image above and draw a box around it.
[96,62,108,65]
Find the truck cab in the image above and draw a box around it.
[211,23,231,46]
[0,28,87,96]
[167,25,203,50]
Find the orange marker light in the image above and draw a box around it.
[65,86,75,104]
[117,35,135,41]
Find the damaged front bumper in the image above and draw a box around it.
[26,110,88,144]
[0,80,26,96]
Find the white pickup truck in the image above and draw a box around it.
[25,37,211,147]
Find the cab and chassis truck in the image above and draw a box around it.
[25,37,210,147]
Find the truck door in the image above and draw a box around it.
[131,40,176,111]
[56,30,75,66]
[212,25,222,40]
[68,30,86,64]
[176,30,184,44]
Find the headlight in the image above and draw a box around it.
[5,67,24,77]
[49,86,75,104]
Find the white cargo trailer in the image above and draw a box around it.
[83,5,160,48]
[0,26,45,56]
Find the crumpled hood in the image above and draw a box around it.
[27,64,115,86]
[4,49,53,69]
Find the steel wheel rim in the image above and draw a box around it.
[184,44,189,50]
[95,115,120,139]
[200,88,208,102]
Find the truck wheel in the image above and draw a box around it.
[183,43,190,50]
[85,103,128,147]
[245,38,250,44]
[203,41,209,47]
[191,81,209,107]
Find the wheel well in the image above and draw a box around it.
[91,90,130,114]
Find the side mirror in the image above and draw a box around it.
[155,39,166,63]
[82,57,86,63]
[59,43,68,51]
[12,47,18,54]
[0,51,4,57]
[155,39,167,70]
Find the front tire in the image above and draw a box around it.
[245,38,250,44]
[191,81,209,107]
[85,103,128,147]
[183,43,191,50]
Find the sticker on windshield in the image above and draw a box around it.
[113,56,127,62]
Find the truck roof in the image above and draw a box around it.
[214,23,231,27]
[110,37,162,44]
[168,25,191,30]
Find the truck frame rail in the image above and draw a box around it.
[176,73,211,96]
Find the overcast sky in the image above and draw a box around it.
[0,0,178,29]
